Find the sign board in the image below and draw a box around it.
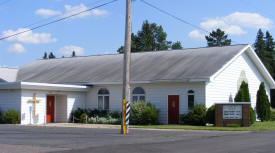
[223,105,242,119]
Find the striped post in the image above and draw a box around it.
[122,99,130,135]
[126,101,130,126]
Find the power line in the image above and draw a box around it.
[140,0,209,33]
[23,0,107,28]
[0,0,118,41]
[140,0,241,45]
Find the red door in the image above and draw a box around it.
[168,95,179,124]
[46,96,55,123]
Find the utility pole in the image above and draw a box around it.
[121,0,132,134]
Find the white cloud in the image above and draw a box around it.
[63,4,108,18]
[188,12,273,40]
[35,4,108,19]
[35,9,62,18]
[2,28,57,44]
[8,43,25,53]
[58,45,84,56]
[188,30,205,40]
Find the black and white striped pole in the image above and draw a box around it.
[122,99,130,134]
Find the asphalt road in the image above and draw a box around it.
[0,125,274,153]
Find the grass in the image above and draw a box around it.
[131,121,275,131]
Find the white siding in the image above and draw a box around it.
[0,89,21,113]
[21,91,46,124]
[20,89,85,124]
[206,51,271,109]
[86,82,205,124]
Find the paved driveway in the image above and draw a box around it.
[0,124,274,153]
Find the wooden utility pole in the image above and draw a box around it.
[121,0,132,134]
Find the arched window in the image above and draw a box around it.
[188,90,195,110]
[132,87,145,102]
[237,70,248,90]
[98,88,109,110]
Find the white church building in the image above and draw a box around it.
[0,44,274,124]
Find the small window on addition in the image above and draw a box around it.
[132,87,146,102]
[188,90,195,110]
[98,88,110,111]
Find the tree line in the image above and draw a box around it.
[42,51,77,59]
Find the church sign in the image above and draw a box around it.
[223,105,242,120]
[215,103,250,127]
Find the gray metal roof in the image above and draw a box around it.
[16,45,248,84]
[0,67,18,82]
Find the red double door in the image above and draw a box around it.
[168,95,179,124]
[46,96,55,123]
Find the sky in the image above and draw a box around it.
[0,0,275,67]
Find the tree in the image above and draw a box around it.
[48,52,56,59]
[72,51,76,57]
[205,28,231,47]
[118,20,181,53]
[253,29,275,79]
[256,82,271,121]
[254,29,265,57]
[171,41,183,50]
[43,52,48,59]
[234,81,251,102]
[265,31,275,52]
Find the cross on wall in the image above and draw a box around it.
[28,93,41,116]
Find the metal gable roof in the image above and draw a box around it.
[16,44,248,84]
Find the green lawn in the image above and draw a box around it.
[131,121,275,131]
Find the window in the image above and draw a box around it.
[188,90,194,110]
[132,87,145,102]
[237,70,248,90]
[98,88,109,110]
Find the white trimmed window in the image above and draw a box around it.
[98,88,109,110]
[132,87,145,102]
[188,90,195,110]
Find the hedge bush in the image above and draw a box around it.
[250,108,256,124]
[271,109,275,121]
[130,101,159,125]
[206,105,215,124]
[256,82,271,121]
[182,104,206,126]
[2,110,20,124]
[234,81,251,102]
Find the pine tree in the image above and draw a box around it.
[254,29,265,57]
[43,52,48,59]
[234,81,251,102]
[171,41,183,50]
[265,31,275,52]
[256,82,271,121]
[205,28,231,47]
[48,52,56,59]
[72,51,76,57]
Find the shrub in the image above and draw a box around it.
[250,107,256,124]
[70,108,86,123]
[206,105,215,124]
[130,101,159,125]
[88,116,120,125]
[183,104,206,126]
[271,109,275,121]
[256,82,271,121]
[110,111,120,119]
[234,81,251,102]
[2,110,20,124]
[80,113,88,123]
[87,109,108,118]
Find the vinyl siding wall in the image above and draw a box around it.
[206,51,271,109]
[20,89,85,124]
[86,82,205,124]
[0,89,21,113]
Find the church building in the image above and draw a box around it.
[0,44,274,124]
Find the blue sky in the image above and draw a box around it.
[1,0,275,67]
